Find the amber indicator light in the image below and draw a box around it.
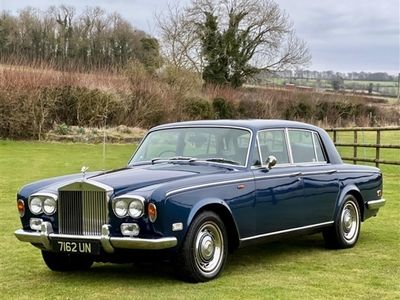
[148,203,157,223]
[17,199,25,217]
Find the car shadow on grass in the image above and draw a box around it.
[48,233,328,283]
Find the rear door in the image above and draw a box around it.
[287,129,339,224]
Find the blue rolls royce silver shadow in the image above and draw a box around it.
[15,120,385,282]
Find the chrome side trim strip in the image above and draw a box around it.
[337,170,380,174]
[167,169,339,196]
[367,199,386,210]
[166,177,255,197]
[254,170,337,180]
[240,221,334,242]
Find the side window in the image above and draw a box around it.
[288,130,317,163]
[313,132,326,162]
[257,130,289,164]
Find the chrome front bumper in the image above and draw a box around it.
[15,222,177,253]
[367,198,386,210]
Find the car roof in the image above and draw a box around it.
[152,119,321,132]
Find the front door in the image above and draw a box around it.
[253,129,304,234]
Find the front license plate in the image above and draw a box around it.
[51,239,100,255]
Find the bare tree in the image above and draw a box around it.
[0,5,162,70]
[157,0,311,86]
[156,2,203,73]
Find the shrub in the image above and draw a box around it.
[212,97,235,119]
[183,97,214,120]
[56,123,70,135]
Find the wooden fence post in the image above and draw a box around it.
[353,130,358,165]
[376,130,381,168]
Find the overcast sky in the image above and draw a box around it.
[0,0,399,74]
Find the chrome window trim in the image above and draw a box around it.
[165,177,254,197]
[311,132,319,161]
[240,221,334,242]
[285,128,294,164]
[256,134,263,165]
[128,125,253,168]
[313,132,328,163]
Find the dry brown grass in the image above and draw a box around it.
[0,64,130,91]
[0,62,399,140]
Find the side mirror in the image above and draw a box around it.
[265,155,277,169]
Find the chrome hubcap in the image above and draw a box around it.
[340,201,359,242]
[194,221,224,275]
[200,235,215,260]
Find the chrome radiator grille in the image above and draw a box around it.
[58,190,108,236]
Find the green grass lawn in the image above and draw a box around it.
[0,140,399,299]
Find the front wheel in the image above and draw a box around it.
[175,211,228,282]
[42,251,94,271]
[323,195,361,249]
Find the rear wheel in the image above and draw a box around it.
[323,195,361,249]
[42,251,93,271]
[175,211,228,282]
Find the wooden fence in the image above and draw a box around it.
[325,127,400,167]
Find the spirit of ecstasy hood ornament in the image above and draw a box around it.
[81,166,89,181]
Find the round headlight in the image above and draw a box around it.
[114,199,129,217]
[43,197,57,215]
[29,197,43,214]
[128,199,144,218]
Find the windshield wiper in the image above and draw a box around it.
[203,158,241,166]
[151,156,196,164]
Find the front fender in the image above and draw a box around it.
[161,195,240,249]
[186,197,231,226]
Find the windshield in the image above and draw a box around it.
[131,127,251,166]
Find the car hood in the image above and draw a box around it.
[19,163,232,197]
[91,164,226,195]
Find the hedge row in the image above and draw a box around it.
[1,62,398,139]
[1,84,396,140]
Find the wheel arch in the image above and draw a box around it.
[187,199,240,253]
[337,185,365,221]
